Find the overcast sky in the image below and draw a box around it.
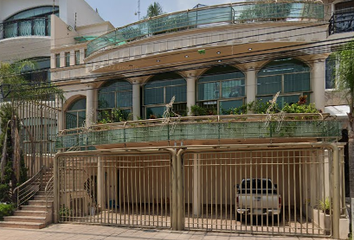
[85,0,233,27]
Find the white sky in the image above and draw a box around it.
[85,0,233,27]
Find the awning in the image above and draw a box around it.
[324,105,350,118]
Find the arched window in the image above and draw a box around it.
[257,58,310,107]
[197,65,245,114]
[144,73,186,118]
[66,98,86,129]
[3,6,59,38]
[98,80,132,122]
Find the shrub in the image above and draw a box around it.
[0,203,14,220]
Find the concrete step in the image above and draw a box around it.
[21,205,48,211]
[4,216,46,224]
[0,221,46,229]
[28,200,53,206]
[14,210,47,217]
[34,195,53,200]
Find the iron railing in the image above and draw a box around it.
[0,17,50,39]
[329,10,354,35]
[56,113,341,151]
[86,1,324,57]
[13,166,45,209]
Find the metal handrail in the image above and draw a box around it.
[328,11,354,35]
[13,166,45,209]
[45,175,54,209]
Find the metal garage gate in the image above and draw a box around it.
[57,152,171,228]
[183,147,345,237]
[54,143,346,238]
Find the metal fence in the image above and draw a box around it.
[57,152,171,228]
[54,142,346,239]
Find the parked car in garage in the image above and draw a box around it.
[236,178,282,219]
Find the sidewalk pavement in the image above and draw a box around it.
[0,224,331,240]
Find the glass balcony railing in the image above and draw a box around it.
[329,10,354,35]
[56,114,341,151]
[0,17,51,39]
[86,1,324,57]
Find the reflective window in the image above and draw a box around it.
[75,50,80,65]
[23,57,50,84]
[257,58,310,107]
[197,66,245,114]
[325,56,335,89]
[65,52,70,67]
[98,80,132,122]
[66,98,86,129]
[55,54,60,68]
[144,73,186,118]
[3,6,59,38]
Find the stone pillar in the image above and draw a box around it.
[311,59,326,112]
[246,67,256,104]
[86,84,96,127]
[132,81,141,120]
[186,73,196,115]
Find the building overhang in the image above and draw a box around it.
[0,36,50,62]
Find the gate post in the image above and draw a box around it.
[167,148,178,230]
[332,144,340,239]
[53,154,59,223]
[177,148,186,230]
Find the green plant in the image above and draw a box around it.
[318,198,331,215]
[0,203,14,220]
[282,103,318,114]
[191,105,207,116]
[59,206,72,218]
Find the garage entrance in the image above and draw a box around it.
[183,147,345,237]
[54,143,346,238]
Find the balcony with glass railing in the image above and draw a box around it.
[86,1,324,57]
[56,113,341,151]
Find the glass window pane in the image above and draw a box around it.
[257,75,282,95]
[222,80,245,98]
[144,87,164,105]
[166,85,186,103]
[117,91,132,108]
[220,100,243,114]
[98,92,115,109]
[198,82,220,101]
[66,112,79,129]
[326,57,335,89]
[146,106,165,118]
[284,73,310,92]
[78,111,86,128]
[68,98,86,111]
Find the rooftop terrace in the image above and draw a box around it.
[86,1,324,57]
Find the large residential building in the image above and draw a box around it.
[1,1,353,239]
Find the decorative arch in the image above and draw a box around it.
[98,79,132,122]
[143,72,186,118]
[3,6,59,38]
[196,65,245,115]
[65,97,86,129]
[256,58,310,107]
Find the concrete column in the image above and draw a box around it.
[246,67,256,104]
[57,96,64,131]
[132,83,141,120]
[311,59,326,112]
[86,84,96,127]
[186,74,196,115]
[193,154,201,216]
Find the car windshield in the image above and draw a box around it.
[240,179,277,194]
